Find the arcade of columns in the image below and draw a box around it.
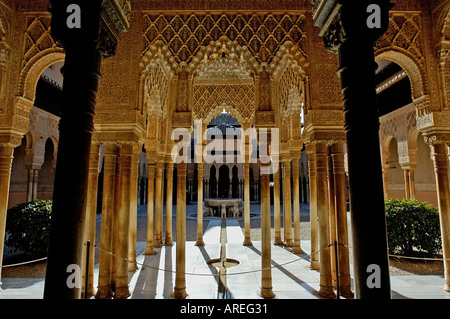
[0,0,449,299]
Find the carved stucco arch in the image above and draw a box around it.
[375,49,426,101]
[139,40,175,117]
[18,47,65,104]
[381,135,395,165]
[189,36,258,126]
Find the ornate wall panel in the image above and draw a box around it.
[193,84,254,123]
[23,16,59,67]
[142,13,307,66]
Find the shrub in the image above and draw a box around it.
[385,199,442,257]
[4,200,52,258]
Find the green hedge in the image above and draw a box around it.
[385,199,442,257]
[5,200,52,258]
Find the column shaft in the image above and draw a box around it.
[260,165,275,298]
[44,41,102,299]
[331,143,354,298]
[316,142,335,298]
[144,163,155,255]
[114,144,132,299]
[0,145,14,290]
[403,169,411,200]
[292,159,304,254]
[409,168,416,200]
[154,161,164,248]
[173,162,188,298]
[338,38,391,299]
[81,143,100,298]
[165,162,174,246]
[243,159,252,246]
[196,164,205,246]
[282,161,294,247]
[327,146,337,287]
[307,145,320,270]
[273,169,283,245]
[95,144,117,299]
[431,144,450,291]
[128,147,140,271]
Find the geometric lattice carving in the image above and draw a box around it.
[376,14,424,70]
[142,13,307,65]
[279,64,304,118]
[23,17,60,65]
[193,84,255,122]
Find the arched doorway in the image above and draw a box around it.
[209,166,217,198]
[218,164,230,198]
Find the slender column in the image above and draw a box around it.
[165,161,174,246]
[44,28,103,299]
[282,160,294,247]
[243,160,252,246]
[114,144,132,299]
[32,169,39,200]
[111,146,122,288]
[0,145,14,290]
[26,168,33,202]
[81,142,100,298]
[337,3,392,298]
[260,163,275,298]
[154,161,164,248]
[409,167,416,200]
[196,163,205,246]
[382,165,389,200]
[327,146,337,286]
[306,144,319,270]
[172,161,188,299]
[128,146,140,271]
[403,168,411,200]
[95,144,117,299]
[292,158,304,254]
[331,143,354,298]
[316,142,335,299]
[430,143,450,291]
[273,169,283,245]
[143,162,155,255]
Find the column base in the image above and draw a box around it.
[284,239,294,247]
[339,287,354,299]
[165,238,174,246]
[260,287,276,299]
[291,246,305,254]
[143,246,155,255]
[114,286,131,299]
[273,238,284,245]
[243,238,253,246]
[172,287,188,299]
[310,260,320,270]
[128,261,139,272]
[81,287,96,299]
[153,241,162,248]
[195,239,205,246]
[318,285,336,299]
[95,286,113,299]
[444,283,450,292]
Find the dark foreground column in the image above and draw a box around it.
[337,2,392,299]
[43,38,102,299]
[44,0,129,299]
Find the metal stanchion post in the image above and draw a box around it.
[334,241,340,299]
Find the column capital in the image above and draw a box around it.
[49,0,131,58]
[313,0,392,53]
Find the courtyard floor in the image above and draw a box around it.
[0,203,449,299]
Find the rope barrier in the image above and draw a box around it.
[2,257,47,268]
[90,241,331,278]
